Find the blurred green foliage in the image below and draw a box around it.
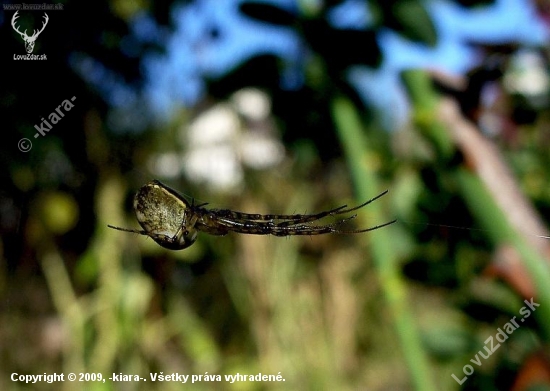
[2,1,550,390]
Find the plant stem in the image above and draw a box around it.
[332,96,437,391]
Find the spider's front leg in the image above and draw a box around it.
[209,205,348,225]
[194,209,233,236]
[202,213,279,236]
[205,214,351,236]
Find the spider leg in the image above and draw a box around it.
[268,216,361,236]
[210,190,389,228]
[203,216,277,235]
[298,218,398,235]
[327,190,389,215]
[209,214,396,236]
[108,224,179,245]
[194,190,394,237]
[272,190,392,228]
[207,211,341,233]
[107,225,149,236]
[272,192,388,227]
[212,214,348,236]
[267,217,397,236]
[209,205,348,223]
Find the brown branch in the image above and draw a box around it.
[438,97,550,297]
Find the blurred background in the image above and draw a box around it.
[2,0,550,389]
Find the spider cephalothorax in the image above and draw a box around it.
[108,180,395,250]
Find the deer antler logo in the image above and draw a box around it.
[11,11,49,54]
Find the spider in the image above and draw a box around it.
[108,180,396,250]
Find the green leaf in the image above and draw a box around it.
[382,0,437,46]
